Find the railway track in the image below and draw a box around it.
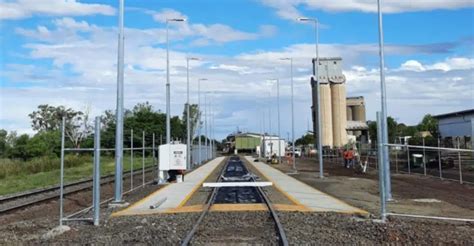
[0,167,155,214]
[181,156,289,246]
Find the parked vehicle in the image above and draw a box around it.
[287,147,302,158]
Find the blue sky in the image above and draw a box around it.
[0,0,473,139]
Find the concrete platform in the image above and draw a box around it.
[113,156,367,216]
[112,157,225,216]
[244,156,368,215]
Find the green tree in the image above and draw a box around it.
[368,117,401,145]
[182,104,200,139]
[29,104,81,132]
[26,130,61,157]
[8,134,30,160]
[29,104,91,148]
[417,114,439,138]
[295,133,314,146]
[0,129,8,157]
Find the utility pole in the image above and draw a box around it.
[113,0,125,203]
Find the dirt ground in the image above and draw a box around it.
[270,156,474,219]
[0,171,160,243]
[1,156,473,244]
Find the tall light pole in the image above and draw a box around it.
[377,0,392,200]
[113,0,125,203]
[268,79,281,164]
[204,93,208,160]
[280,58,296,172]
[298,17,323,179]
[209,95,213,159]
[186,57,199,170]
[166,18,186,144]
[197,78,207,165]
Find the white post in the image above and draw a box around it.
[186,58,190,169]
[59,117,65,226]
[142,131,145,186]
[277,78,281,164]
[93,117,101,226]
[377,0,392,200]
[438,137,443,179]
[113,0,125,203]
[423,137,426,176]
[377,112,387,222]
[458,138,463,184]
[130,129,134,190]
[407,143,411,174]
[165,20,171,144]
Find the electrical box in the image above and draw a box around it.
[159,143,187,171]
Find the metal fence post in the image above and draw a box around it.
[376,144,379,170]
[59,117,66,226]
[130,129,134,190]
[153,133,157,182]
[93,116,101,226]
[142,131,145,186]
[395,144,399,173]
[423,137,426,176]
[438,137,443,180]
[458,138,463,184]
[407,144,411,174]
[376,112,386,222]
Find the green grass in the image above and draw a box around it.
[0,156,155,196]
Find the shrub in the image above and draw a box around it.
[0,154,92,179]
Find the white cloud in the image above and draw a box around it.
[152,8,188,23]
[400,60,426,71]
[0,0,115,20]
[260,0,474,20]
[3,17,473,139]
[400,57,474,72]
[150,8,277,44]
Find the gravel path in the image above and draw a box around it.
[2,155,474,245]
[191,211,278,245]
[279,212,474,245]
[0,167,155,214]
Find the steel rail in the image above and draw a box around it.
[251,172,289,246]
[240,158,288,246]
[0,167,154,214]
[180,158,228,246]
[181,157,288,246]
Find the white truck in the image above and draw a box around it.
[261,138,286,159]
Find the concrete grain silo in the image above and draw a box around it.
[331,83,347,147]
[346,106,353,121]
[352,105,366,122]
[311,57,348,148]
[311,75,333,147]
[320,83,333,147]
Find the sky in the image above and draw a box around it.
[0,0,473,140]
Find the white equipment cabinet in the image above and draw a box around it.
[262,139,286,158]
[159,143,187,170]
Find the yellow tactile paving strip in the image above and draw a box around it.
[244,156,369,216]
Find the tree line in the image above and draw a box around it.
[294,114,439,147]
[0,102,214,160]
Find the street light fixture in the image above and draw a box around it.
[166,18,187,145]
[297,16,323,178]
[186,57,200,170]
[197,78,207,165]
[280,57,296,172]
